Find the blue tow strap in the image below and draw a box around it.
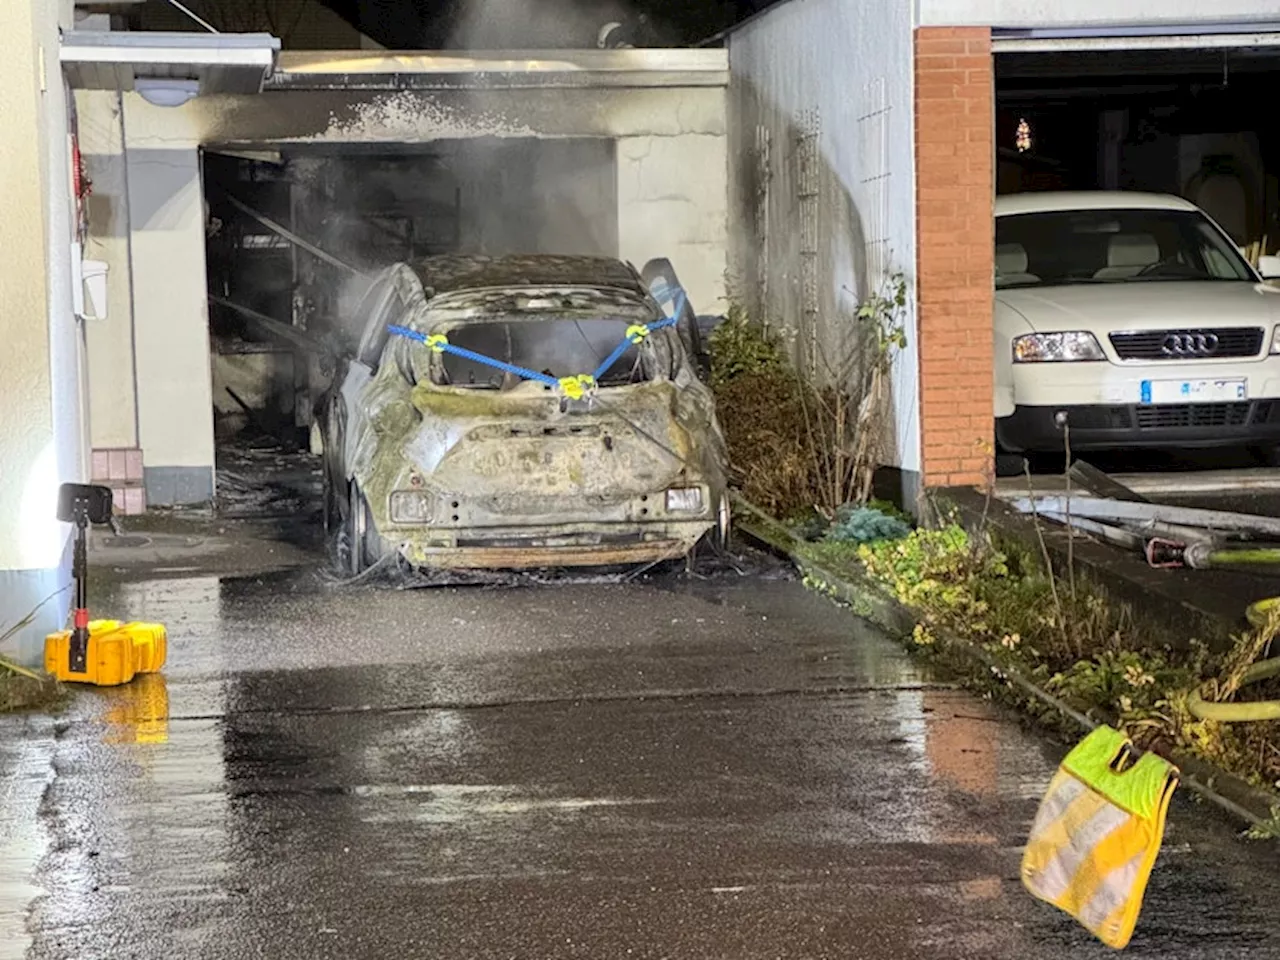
[387,289,688,396]
[386,326,561,387]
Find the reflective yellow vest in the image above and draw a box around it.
[1022,726,1179,950]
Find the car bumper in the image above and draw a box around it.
[1007,358,1280,410]
[392,521,714,570]
[997,400,1280,452]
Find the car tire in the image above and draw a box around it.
[338,483,381,576]
[322,467,341,538]
[995,452,1027,478]
[701,494,732,554]
[1248,444,1280,468]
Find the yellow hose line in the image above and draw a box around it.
[1246,596,1280,629]
[1187,597,1280,723]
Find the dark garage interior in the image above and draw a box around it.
[996,43,1280,261]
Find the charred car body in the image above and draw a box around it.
[319,255,729,572]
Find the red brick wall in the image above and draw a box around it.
[914,27,994,488]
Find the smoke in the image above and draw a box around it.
[434,0,662,260]
[444,0,673,50]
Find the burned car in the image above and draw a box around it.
[319,254,729,573]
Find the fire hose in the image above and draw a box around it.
[1014,495,1280,723]
[1186,597,1280,723]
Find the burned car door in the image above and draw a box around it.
[328,275,395,483]
[641,257,706,376]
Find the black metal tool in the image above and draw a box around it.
[56,483,113,673]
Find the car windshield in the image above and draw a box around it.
[995,208,1254,289]
[415,316,663,389]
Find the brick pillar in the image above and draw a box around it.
[915,27,994,488]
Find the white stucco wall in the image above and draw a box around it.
[78,89,139,451]
[916,0,1280,27]
[618,132,728,315]
[728,0,920,479]
[124,96,216,503]
[0,0,82,663]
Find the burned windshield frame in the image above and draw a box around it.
[407,316,679,390]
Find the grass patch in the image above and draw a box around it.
[795,522,1280,792]
[0,673,64,713]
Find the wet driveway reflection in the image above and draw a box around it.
[3,570,1280,959]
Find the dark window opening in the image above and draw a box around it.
[996,208,1253,289]
[418,319,653,389]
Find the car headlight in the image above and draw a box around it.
[389,491,434,524]
[1012,332,1105,363]
[665,487,704,513]
[1271,326,1280,355]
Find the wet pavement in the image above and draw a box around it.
[3,560,1280,959]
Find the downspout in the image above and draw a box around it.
[118,88,142,450]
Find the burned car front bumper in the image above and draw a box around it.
[392,520,716,569]
[376,478,727,570]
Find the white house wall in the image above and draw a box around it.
[123,97,218,505]
[916,0,1280,27]
[728,0,920,478]
[0,0,83,664]
[78,90,139,452]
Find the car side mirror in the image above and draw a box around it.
[1258,255,1280,280]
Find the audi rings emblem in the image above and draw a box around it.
[1161,332,1219,357]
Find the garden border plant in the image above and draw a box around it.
[709,271,907,520]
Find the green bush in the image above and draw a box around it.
[708,304,786,389]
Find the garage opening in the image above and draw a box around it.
[996,39,1280,248]
[993,32,1280,475]
[200,138,618,514]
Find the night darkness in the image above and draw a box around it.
[312,0,782,47]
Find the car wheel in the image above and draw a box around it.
[1248,444,1280,468]
[338,483,381,576]
[994,453,1027,478]
[712,494,732,551]
[322,467,341,538]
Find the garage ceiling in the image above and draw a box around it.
[995,22,1280,82]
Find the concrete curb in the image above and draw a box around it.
[732,495,1280,839]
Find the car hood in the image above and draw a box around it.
[996,281,1280,334]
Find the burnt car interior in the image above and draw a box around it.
[435,319,648,389]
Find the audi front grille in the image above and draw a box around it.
[1133,403,1252,429]
[1109,328,1264,361]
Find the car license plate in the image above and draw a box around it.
[1140,378,1247,405]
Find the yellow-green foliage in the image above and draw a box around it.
[842,524,1280,790]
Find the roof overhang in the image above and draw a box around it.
[60,31,280,95]
[267,48,729,90]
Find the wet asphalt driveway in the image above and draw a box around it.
[3,558,1280,959]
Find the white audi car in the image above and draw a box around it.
[995,191,1280,472]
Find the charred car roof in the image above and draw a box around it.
[409,255,649,300]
